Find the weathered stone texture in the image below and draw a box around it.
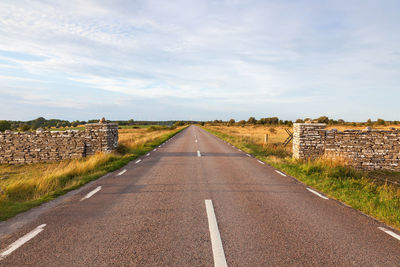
[0,123,118,164]
[293,123,400,171]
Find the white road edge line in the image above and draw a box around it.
[80,186,102,201]
[205,200,228,267]
[378,227,400,241]
[197,150,201,157]
[195,140,198,143]
[257,160,265,165]
[135,159,142,164]
[246,154,251,157]
[0,224,47,260]
[275,170,287,176]
[153,148,157,151]
[146,153,150,156]
[117,169,127,176]
[306,188,329,200]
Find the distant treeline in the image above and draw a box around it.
[1,116,398,132]
[206,116,400,127]
[0,117,195,132]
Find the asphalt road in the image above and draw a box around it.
[0,125,399,266]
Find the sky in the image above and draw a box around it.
[0,0,399,122]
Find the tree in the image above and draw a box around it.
[317,116,329,124]
[238,120,246,126]
[173,121,185,126]
[247,117,257,124]
[377,118,385,125]
[258,118,266,125]
[0,120,11,131]
[19,124,31,132]
[295,119,304,123]
[228,119,235,125]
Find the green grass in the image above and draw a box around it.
[0,127,186,221]
[203,126,400,230]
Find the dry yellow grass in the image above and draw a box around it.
[118,127,178,150]
[207,124,291,145]
[0,152,116,202]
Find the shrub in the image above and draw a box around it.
[0,120,11,132]
[19,124,31,132]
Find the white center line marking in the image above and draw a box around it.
[197,150,201,157]
[205,200,228,267]
[246,154,251,157]
[0,224,47,260]
[378,227,400,241]
[257,160,265,165]
[306,188,329,200]
[146,153,150,156]
[275,170,287,176]
[135,159,142,164]
[195,139,198,143]
[117,169,127,176]
[80,186,102,201]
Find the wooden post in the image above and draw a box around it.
[264,134,268,144]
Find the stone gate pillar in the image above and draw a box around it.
[293,123,326,159]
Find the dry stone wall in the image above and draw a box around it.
[293,123,400,171]
[0,123,118,164]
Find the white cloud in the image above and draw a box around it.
[0,0,399,121]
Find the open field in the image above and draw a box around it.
[0,126,185,220]
[204,124,400,230]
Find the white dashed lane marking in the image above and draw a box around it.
[306,188,329,200]
[378,227,400,241]
[80,186,102,201]
[0,224,47,260]
[205,200,228,267]
[275,170,287,176]
[117,169,127,176]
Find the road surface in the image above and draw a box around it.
[0,125,399,266]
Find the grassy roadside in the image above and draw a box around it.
[203,126,400,230]
[0,126,186,221]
